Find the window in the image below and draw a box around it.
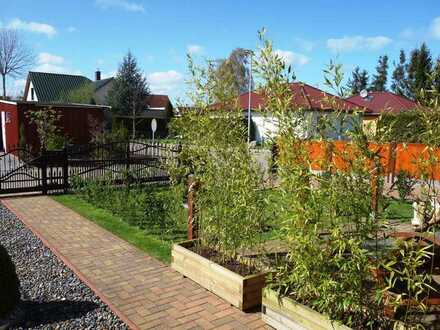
[31,88,35,101]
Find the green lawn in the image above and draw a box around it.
[381,198,413,221]
[52,194,176,263]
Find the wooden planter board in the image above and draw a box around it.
[262,288,352,330]
[171,240,267,310]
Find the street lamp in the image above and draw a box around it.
[242,49,254,144]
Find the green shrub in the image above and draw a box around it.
[0,243,20,318]
[70,176,186,241]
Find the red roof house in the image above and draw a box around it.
[236,82,362,112]
[346,91,417,115]
[215,82,367,142]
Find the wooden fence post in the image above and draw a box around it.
[187,175,199,240]
[371,162,380,216]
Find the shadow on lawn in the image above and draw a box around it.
[14,300,99,328]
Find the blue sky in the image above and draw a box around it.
[2,0,440,101]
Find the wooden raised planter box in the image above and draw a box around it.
[171,240,267,310]
[262,288,351,330]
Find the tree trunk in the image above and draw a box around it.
[2,74,6,99]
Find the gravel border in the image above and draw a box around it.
[0,203,128,330]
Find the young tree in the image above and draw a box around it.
[391,50,408,97]
[107,51,150,138]
[215,48,253,96]
[370,55,389,92]
[347,66,369,95]
[407,43,433,99]
[0,29,34,98]
[27,107,61,151]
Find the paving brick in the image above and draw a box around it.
[2,196,268,329]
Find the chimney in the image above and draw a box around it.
[95,69,101,81]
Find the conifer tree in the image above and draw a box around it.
[347,67,369,95]
[108,51,150,138]
[370,55,389,91]
[407,43,433,99]
[391,50,408,97]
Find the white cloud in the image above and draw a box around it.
[274,49,310,66]
[34,52,81,75]
[38,52,64,65]
[294,38,316,52]
[147,70,184,94]
[430,16,440,39]
[7,18,57,37]
[67,26,77,33]
[400,27,416,40]
[187,44,204,55]
[326,35,392,52]
[95,0,145,12]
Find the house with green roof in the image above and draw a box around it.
[23,71,112,105]
[20,70,174,139]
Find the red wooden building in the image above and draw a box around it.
[0,100,109,152]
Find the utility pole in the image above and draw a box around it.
[243,50,254,144]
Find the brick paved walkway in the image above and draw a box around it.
[2,196,268,330]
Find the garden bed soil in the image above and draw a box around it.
[171,239,267,310]
[189,244,258,276]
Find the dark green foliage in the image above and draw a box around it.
[376,110,440,143]
[391,50,409,97]
[0,243,20,318]
[433,57,440,95]
[347,66,369,95]
[107,52,150,138]
[370,55,389,92]
[407,43,433,100]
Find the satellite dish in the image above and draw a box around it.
[360,89,368,98]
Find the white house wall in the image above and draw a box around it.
[25,81,38,101]
[250,110,360,143]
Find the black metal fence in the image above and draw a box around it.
[0,141,180,195]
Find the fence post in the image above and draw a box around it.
[126,141,130,172]
[63,146,69,193]
[187,175,199,240]
[41,149,47,195]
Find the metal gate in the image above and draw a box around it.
[0,148,68,195]
[0,141,180,195]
